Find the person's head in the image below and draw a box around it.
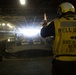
[57,2,75,17]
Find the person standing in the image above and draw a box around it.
[40,2,76,75]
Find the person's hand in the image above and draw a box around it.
[43,21,47,27]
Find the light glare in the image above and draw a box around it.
[20,0,25,5]
[2,23,5,26]
[8,39,11,42]
[7,24,13,28]
[19,28,40,37]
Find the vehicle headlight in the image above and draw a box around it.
[18,27,41,37]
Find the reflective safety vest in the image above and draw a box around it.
[53,16,76,61]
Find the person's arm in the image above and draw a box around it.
[40,21,55,38]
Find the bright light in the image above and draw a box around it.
[7,23,10,26]
[2,23,5,26]
[8,39,11,42]
[20,0,25,5]
[7,23,13,28]
[19,27,41,37]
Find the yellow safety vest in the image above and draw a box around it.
[53,17,76,61]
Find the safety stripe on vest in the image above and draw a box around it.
[61,22,76,27]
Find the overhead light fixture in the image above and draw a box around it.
[7,23,13,28]
[20,0,25,5]
[2,23,5,26]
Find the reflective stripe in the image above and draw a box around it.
[56,56,76,61]
[61,22,76,27]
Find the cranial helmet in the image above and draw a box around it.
[57,2,75,16]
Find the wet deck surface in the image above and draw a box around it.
[0,56,53,75]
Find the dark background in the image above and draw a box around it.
[0,0,76,18]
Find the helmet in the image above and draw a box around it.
[57,2,75,16]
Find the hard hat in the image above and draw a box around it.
[57,2,75,16]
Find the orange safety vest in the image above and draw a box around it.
[53,17,76,61]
